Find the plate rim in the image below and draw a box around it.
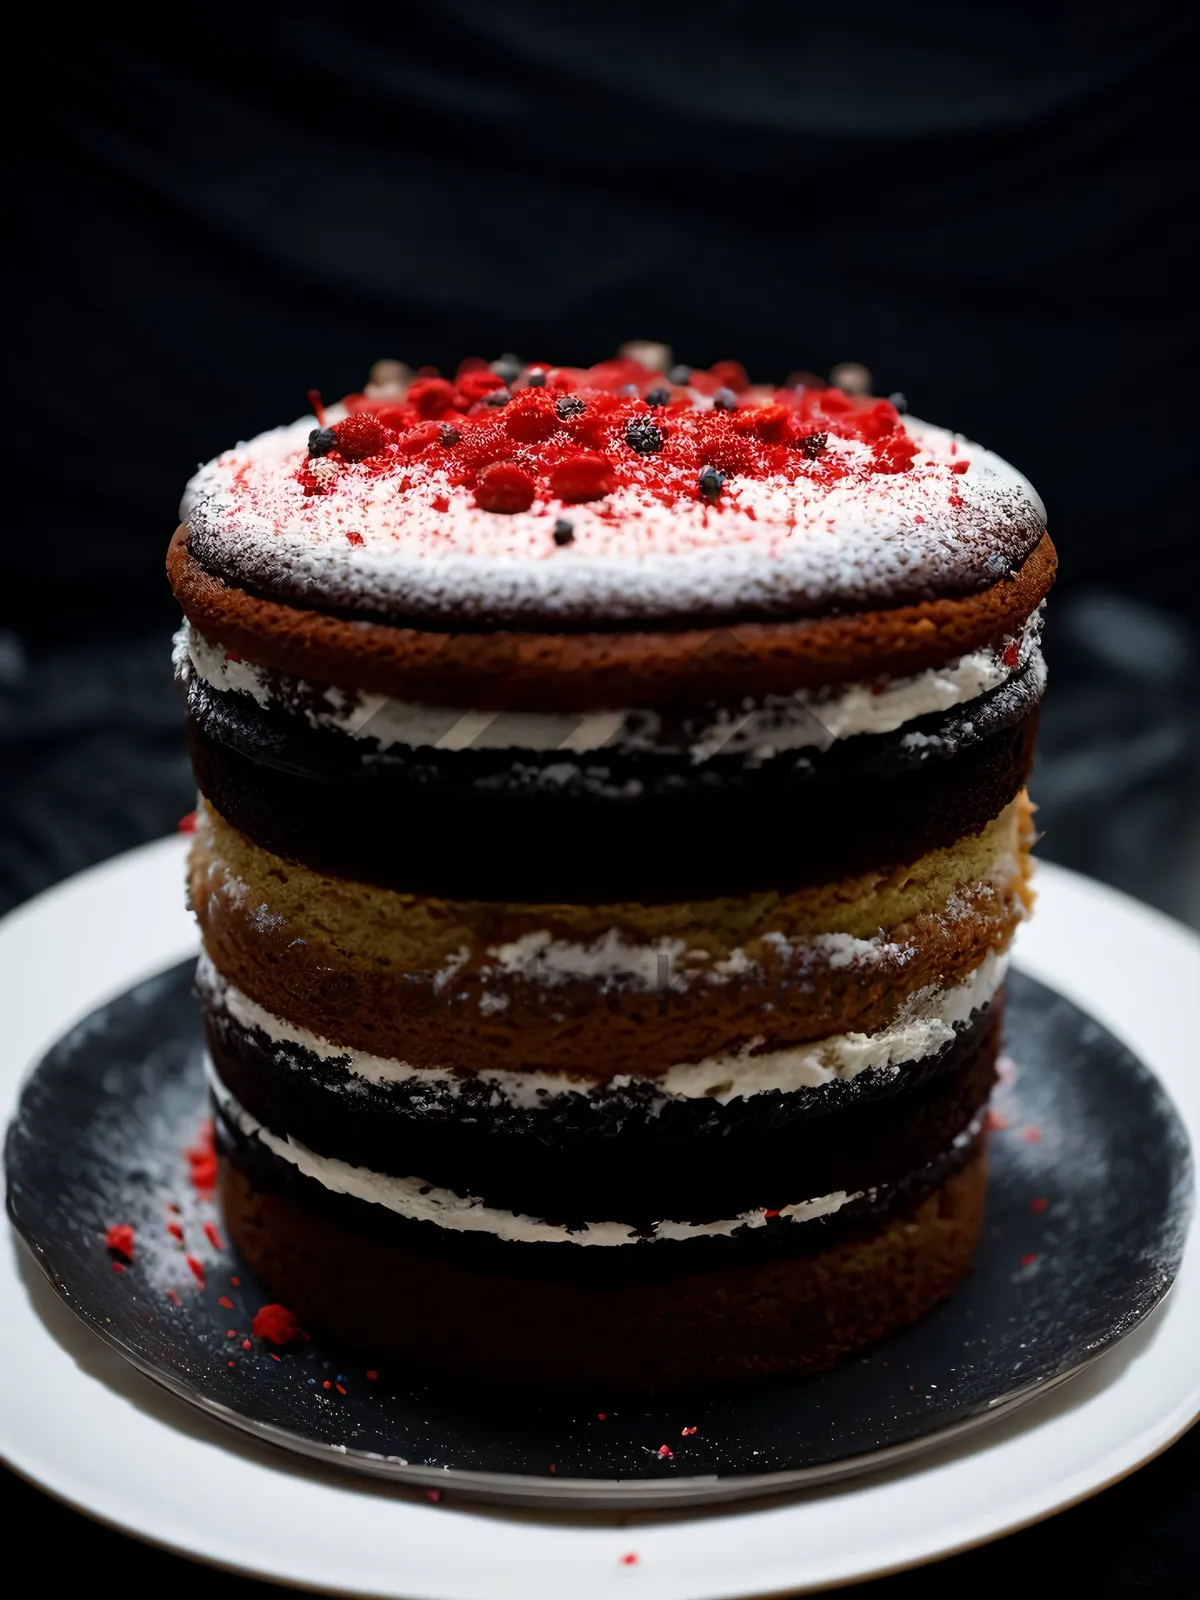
[1,836,1198,1598]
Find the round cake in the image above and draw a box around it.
[169,349,1054,1394]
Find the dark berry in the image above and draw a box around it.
[439,423,461,446]
[624,416,663,454]
[698,465,726,500]
[712,387,737,412]
[645,387,672,407]
[889,392,909,413]
[490,353,521,385]
[308,427,337,457]
[553,518,575,546]
[526,369,547,388]
[555,395,586,420]
[799,431,828,460]
[484,388,511,408]
[668,364,692,385]
[619,383,640,397]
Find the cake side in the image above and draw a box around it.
[180,365,1046,627]
[172,351,1053,1392]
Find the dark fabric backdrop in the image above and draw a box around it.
[10,3,1200,633]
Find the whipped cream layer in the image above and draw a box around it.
[199,948,1006,1109]
[177,610,1042,762]
[183,413,1045,625]
[209,1062,856,1245]
[211,1064,987,1247]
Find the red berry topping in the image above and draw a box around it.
[252,1302,307,1345]
[406,376,457,419]
[547,452,616,503]
[332,415,389,460]
[708,359,750,393]
[503,391,560,443]
[370,403,419,432]
[873,432,920,474]
[700,429,756,477]
[396,420,450,457]
[475,461,537,513]
[456,369,509,406]
[105,1223,135,1258]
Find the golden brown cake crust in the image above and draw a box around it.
[191,798,1030,1077]
[168,524,1055,710]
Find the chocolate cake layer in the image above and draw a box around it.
[181,638,1042,790]
[186,695,1038,901]
[216,1139,988,1391]
[169,528,1055,710]
[214,1086,984,1277]
[205,997,998,1223]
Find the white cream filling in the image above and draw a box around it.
[197,947,1006,1110]
[177,611,1041,764]
[207,1061,860,1245]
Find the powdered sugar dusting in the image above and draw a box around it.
[183,413,1045,624]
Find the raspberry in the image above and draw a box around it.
[873,433,919,474]
[475,461,536,513]
[252,1303,307,1346]
[308,427,337,457]
[624,416,663,454]
[453,425,514,474]
[856,400,901,442]
[395,420,446,456]
[332,414,388,461]
[818,388,854,415]
[370,403,418,431]
[700,429,756,477]
[750,404,792,444]
[504,392,560,443]
[547,451,616,503]
[406,376,456,419]
[708,359,750,393]
[105,1224,135,1258]
[585,357,648,390]
[456,369,509,405]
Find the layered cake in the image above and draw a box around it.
[169,350,1054,1393]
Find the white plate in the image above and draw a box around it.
[2,841,1198,1598]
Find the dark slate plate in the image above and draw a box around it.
[5,962,1192,1509]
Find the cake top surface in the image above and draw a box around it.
[182,353,1046,627]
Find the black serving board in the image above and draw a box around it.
[5,962,1192,1508]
